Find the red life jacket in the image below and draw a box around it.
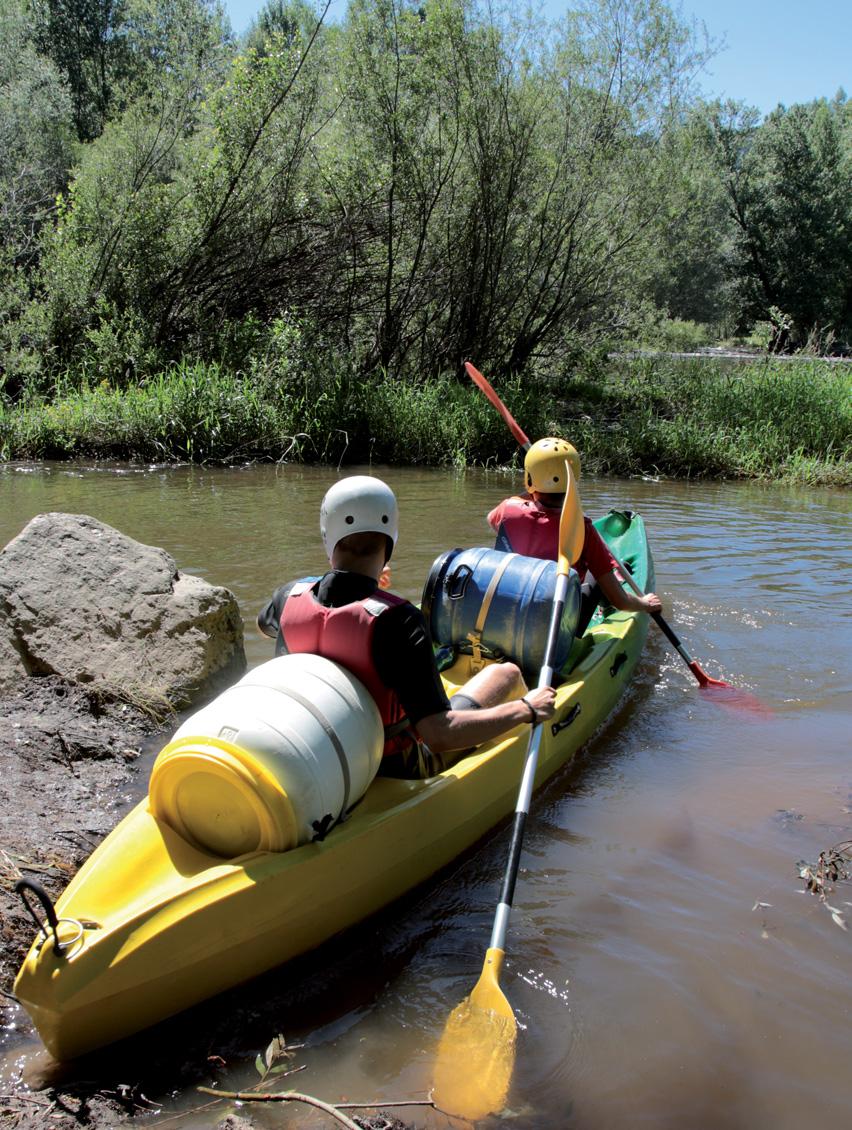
[495,496,561,560]
[494,498,600,578]
[280,582,416,758]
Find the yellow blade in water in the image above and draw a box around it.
[433,948,517,1120]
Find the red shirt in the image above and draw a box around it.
[487,496,617,581]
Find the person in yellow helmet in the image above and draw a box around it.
[488,439,662,634]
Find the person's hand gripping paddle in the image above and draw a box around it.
[432,464,583,1119]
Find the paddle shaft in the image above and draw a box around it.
[611,553,697,666]
[488,568,570,953]
[609,550,736,690]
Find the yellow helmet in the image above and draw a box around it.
[524,438,580,494]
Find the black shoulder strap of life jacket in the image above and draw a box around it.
[494,521,515,554]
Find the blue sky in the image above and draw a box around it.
[222,0,849,119]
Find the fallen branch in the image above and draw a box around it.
[197,1088,362,1129]
[336,1099,435,1111]
[197,1087,436,1128]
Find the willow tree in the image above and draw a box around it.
[30,0,231,141]
[22,0,331,383]
[13,0,717,388]
[446,0,713,375]
[313,0,711,378]
[1,0,77,266]
[312,0,471,372]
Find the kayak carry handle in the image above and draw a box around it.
[551,703,581,736]
[14,878,69,957]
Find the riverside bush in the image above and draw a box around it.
[2,355,850,486]
[568,356,852,483]
[0,362,541,467]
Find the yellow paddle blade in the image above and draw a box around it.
[559,464,584,574]
[433,948,517,1120]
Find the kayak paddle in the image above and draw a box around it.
[609,551,769,710]
[465,361,532,451]
[463,360,759,703]
[433,464,581,1119]
[607,549,731,689]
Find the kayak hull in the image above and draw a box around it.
[14,509,653,1061]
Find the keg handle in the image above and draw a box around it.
[445,563,473,600]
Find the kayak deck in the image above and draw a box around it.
[14,509,653,1061]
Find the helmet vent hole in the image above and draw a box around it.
[382,515,388,523]
[345,515,354,524]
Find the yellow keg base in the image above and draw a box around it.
[149,737,299,857]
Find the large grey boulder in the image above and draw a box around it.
[0,513,246,705]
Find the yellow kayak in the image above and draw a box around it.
[14,509,653,1061]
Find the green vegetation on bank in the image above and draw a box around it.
[3,355,851,487]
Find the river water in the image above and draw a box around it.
[2,460,852,1130]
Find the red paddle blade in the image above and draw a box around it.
[689,663,772,714]
[688,661,733,690]
[464,362,531,450]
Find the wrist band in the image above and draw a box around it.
[521,697,536,724]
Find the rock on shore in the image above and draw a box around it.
[0,512,246,706]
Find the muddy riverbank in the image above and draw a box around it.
[0,676,162,1128]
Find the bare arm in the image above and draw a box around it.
[597,570,662,615]
[416,685,556,755]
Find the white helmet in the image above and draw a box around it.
[320,476,399,563]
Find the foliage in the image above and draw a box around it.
[0,0,77,266]
[303,0,713,378]
[4,353,852,489]
[242,0,320,55]
[14,0,330,387]
[2,0,852,405]
[627,105,734,335]
[701,95,852,349]
[30,0,232,141]
[254,1033,303,1085]
[0,354,539,466]
[799,840,852,932]
[563,355,852,483]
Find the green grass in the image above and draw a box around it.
[2,354,851,487]
[564,356,852,485]
[0,360,544,469]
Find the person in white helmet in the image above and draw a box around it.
[257,475,555,779]
[488,438,662,634]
